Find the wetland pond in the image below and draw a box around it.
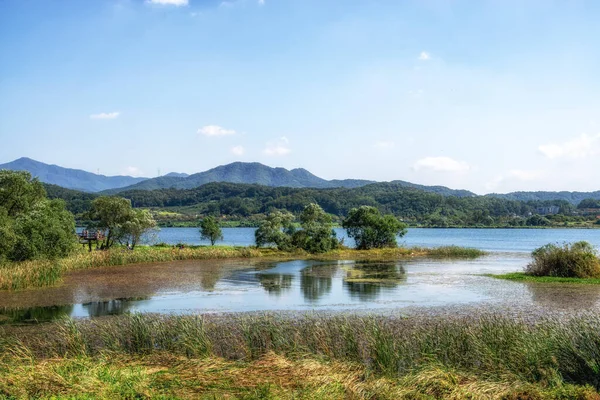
[2,228,600,324]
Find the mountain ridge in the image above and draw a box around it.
[0,157,148,192]
[1,157,599,204]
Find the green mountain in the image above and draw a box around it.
[0,157,147,192]
[105,161,474,197]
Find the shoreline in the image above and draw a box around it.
[0,245,484,291]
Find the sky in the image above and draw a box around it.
[1,0,599,194]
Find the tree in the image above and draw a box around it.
[342,206,407,250]
[0,170,45,217]
[88,197,133,249]
[120,209,157,249]
[200,216,223,246]
[578,199,600,209]
[526,214,551,226]
[0,171,77,262]
[293,203,339,253]
[255,210,295,250]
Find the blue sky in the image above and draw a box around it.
[1,0,599,194]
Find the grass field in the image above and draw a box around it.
[1,312,599,399]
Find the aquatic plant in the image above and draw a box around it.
[526,241,600,278]
[3,312,600,397]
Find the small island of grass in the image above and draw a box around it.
[489,241,600,284]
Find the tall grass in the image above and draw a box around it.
[526,241,600,278]
[4,312,600,390]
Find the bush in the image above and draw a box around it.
[525,241,600,278]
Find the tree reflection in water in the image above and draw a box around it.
[344,261,407,302]
[257,273,294,296]
[82,297,149,317]
[0,304,73,324]
[301,264,337,302]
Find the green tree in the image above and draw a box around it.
[200,216,223,246]
[342,206,407,250]
[526,214,551,226]
[255,210,295,250]
[0,170,45,217]
[293,203,338,253]
[0,171,77,262]
[88,197,134,249]
[11,199,77,261]
[578,199,600,209]
[120,209,157,249]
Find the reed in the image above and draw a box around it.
[2,312,600,398]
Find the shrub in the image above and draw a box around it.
[525,241,600,278]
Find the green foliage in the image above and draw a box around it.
[0,170,45,217]
[0,171,77,262]
[88,197,157,249]
[342,206,407,250]
[526,214,551,226]
[578,198,600,209]
[525,241,600,278]
[199,216,223,246]
[120,209,157,249]
[254,204,339,253]
[10,199,77,261]
[254,210,295,250]
[293,203,339,253]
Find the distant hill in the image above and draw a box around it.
[0,157,148,192]
[487,191,600,205]
[105,161,474,197]
[104,162,376,193]
[164,172,189,178]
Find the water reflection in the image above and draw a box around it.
[344,262,407,302]
[83,297,149,317]
[301,264,336,302]
[0,304,73,324]
[258,274,294,296]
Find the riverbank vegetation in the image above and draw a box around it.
[1,312,600,398]
[490,241,600,284]
[0,245,484,291]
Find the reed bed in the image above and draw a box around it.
[0,245,484,291]
[1,312,599,398]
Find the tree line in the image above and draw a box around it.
[46,181,594,227]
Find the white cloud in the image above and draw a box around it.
[418,51,430,61]
[413,156,470,173]
[373,140,395,149]
[198,125,236,137]
[264,137,291,156]
[90,112,120,120]
[146,0,188,6]
[258,0,265,5]
[538,133,600,159]
[231,145,245,156]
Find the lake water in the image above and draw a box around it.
[155,227,600,253]
[3,228,600,324]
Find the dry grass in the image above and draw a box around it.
[1,351,597,399]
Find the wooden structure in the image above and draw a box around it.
[79,229,105,252]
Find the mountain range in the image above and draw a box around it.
[1,157,599,204]
[0,157,147,192]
